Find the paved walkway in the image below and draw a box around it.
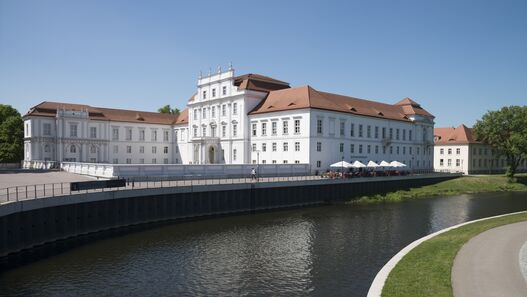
[452,221,527,297]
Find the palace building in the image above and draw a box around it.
[433,124,527,174]
[23,66,436,172]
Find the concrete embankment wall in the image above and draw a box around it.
[0,174,458,268]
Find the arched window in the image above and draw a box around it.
[70,145,76,153]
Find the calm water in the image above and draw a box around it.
[1,192,527,297]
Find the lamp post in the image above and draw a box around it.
[341,156,344,179]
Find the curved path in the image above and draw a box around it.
[452,221,527,297]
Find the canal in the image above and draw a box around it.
[0,192,526,297]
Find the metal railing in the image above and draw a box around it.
[0,170,458,205]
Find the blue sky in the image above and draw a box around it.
[1,0,526,127]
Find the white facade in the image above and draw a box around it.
[434,143,527,175]
[25,66,435,173]
[24,109,175,165]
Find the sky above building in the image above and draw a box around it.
[1,0,526,127]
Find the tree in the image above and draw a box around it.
[0,104,24,163]
[473,106,527,179]
[158,105,180,115]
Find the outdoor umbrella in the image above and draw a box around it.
[379,160,392,167]
[330,160,353,168]
[390,161,407,167]
[366,161,380,168]
[351,160,366,168]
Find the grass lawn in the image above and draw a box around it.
[351,174,527,204]
[381,211,527,297]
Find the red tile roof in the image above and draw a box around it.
[24,101,188,125]
[434,124,478,145]
[233,73,290,93]
[249,85,434,122]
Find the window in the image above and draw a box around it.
[212,88,216,98]
[456,159,460,167]
[350,123,355,137]
[211,126,216,137]
[448,148,452,155]
[272,142,277,152]
[25,123,29,136]
[359,144,363,154]
[202,126,206,136]
[403,129,406,141]
[222,86,227,96]
[339,143,344,153]
[90,127,97,138]
[222,105,226,116]
[456,148,461,155]
[43,123,51,136]
[194,109,198,120]
[317,119,323,134]
[272,122,277,135]
[140,146,144,154]
[440,148,444,155]
[152,146,157,154]
[294,119,300,134]
[440,159,444,166]
[233,103,238,115]
[113,145,118,154]
[295,160,300,164]
[316,142,322,152]
[367,145,371,154]
[164,158,169,164]
[70,145,76,153]
[396,146,400,154]
[448,159,452,167]
[375,145,379,154]
[262,160,267,164]
[232,124,237,136]
[202,108,206,119]
[152,158,157,164]
[126,146,132,153]
[396,129,400,140]
[152,130,157,141]
[139,129,145,141]
[262,143,267,152]
[233,149,237,161]
[295,142,300,152]
[44,144,50,153]
[367,125,371,138]
[409,147,413,154]
[262,122,267,136]
[359,125,363,137]
[252,143,256,152]
[70,124,78,137]
[126,158,132,164]
[272,160,277,164]
[193,127,198,137]
[383,146,386,154]
[164,146,168,154]
[350,144,355,153]
[389,128,393,139]
[113,158,118,164]
[417,147,420,155]
[203,90,207,99]
[283,160,288,164]
[211,106,216,118]
[317,161,321,168]
[340,121,345,136]
[164,130,169,142]
[252,123,257,136]
[283,142,289,151]
[374,126,379,139]
[390,146,393,154]
[222,125,226,137]
[126,128,132,141]
[382,127,386,139]
[403,147,406,154]
[409,130,413,141]
[283,121,289,135]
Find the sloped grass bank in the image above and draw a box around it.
[351,174,527,204]
[381,212,527,297]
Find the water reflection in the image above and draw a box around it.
[0,192,526,297]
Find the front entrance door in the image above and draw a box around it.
[208,146,215,164]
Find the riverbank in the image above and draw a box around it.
[380,211,527,297]
[351,174,527,204]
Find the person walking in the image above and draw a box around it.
[251,167,257,181]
